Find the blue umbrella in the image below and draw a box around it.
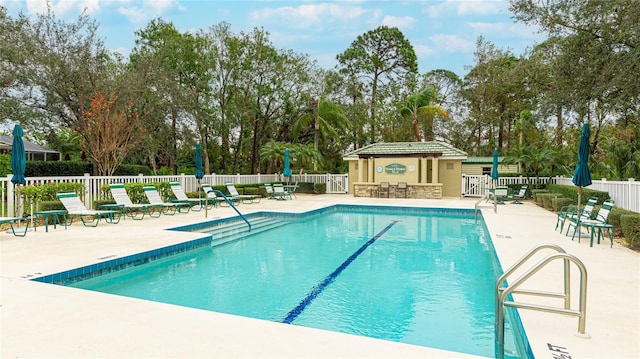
[491,148,499,184]
[195,144,204,180]
[572,123,592,208]
[283,149,291,180]
[11,124,26,186]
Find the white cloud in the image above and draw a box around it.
[468,21,506,34]
[429,34,475,53]
[381,15,415,31]
[250,3,370,29]
[117,0,184,24]
[425,0,507,18]
[22,0,101,16]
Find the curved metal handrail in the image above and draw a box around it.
[208,190,251,231]
[495,251,589,359]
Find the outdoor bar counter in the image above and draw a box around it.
[352,182,443,199]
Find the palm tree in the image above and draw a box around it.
[294,97,350,164]
[399,87,450,142]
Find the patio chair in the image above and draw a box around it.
[506,185,528,204]
[225,183,261,204]
[396,182,407,198]
[489,186,509,204]
[264,184,277,199]
[556,197,597,233]
[142,186,190,215]
[378,182,390,198]
[0,216,30,237]
[56,192,121,227]
[109,183,162,219]
[272,183,288,200]
[566,200,615,247]
[169,182,207,211]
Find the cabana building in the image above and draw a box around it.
[0,135,60,161]
[343,141,468,199]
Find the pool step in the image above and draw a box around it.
[206,217,289,246]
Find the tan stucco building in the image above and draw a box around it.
[462,156,519,176]
[343,141,467,199]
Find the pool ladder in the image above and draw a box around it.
[495,243,589,359]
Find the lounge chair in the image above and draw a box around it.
[142,186,190,215]
[0,216,30,237]
[556,197,597,233]
[169,182,207,211]
[109,183,162,219]
[56,192,121,227]
[506,185,528,204]
[566,200,615,247]
[200,183,226,208]
[225,183,261,204]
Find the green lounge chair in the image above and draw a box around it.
[0,216,30,237]
[200,183,223,208]
[56,192,121,227]
[169,182,207,211]
[109,183,162,219]
[225,183,261,204]
[507,185,528,204]
[556,197,597,233]
[566,200,615,247]
[272,183,288,200]
[142,186,190,215]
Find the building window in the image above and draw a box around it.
[446,163,454,170]
[482,167,491,175]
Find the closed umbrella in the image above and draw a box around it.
[491,148,499,185]
[11,124,26,222]
[572,123,593,210]
[283,149,291,183]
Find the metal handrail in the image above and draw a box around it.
[474,191,496,220]
[495,250,589,359]
[208,190,251,231]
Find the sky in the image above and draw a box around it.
[1,0,546,77]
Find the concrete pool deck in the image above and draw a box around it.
[1,194,638,358]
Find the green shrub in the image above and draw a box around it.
[535,192,552,206]
[552,197,573,212]
[620,214,640,249]
[531,189,549,203]
[38,200,66,211]
[547,184,609,205]
[607,207,636,237]
[100,182,148,204]
[314,183,326,194]
[542,193,561,210]
[93,199,115,210]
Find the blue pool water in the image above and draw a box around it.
[61,206,530,358]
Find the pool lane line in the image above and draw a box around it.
[281,220,399,324]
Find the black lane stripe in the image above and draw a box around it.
[281,220,399,324]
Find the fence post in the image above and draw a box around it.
[83,173,91,209]
[6,174,15,217]
[629,178,636,212]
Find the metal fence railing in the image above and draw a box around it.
[2,173,350,217]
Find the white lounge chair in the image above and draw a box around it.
[56,192,121,227]
[142,186,190,215]
[109,183,162,219]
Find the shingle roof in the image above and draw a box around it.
[0,136,59,154]
[343,141,467,159]
[463,156,505,164]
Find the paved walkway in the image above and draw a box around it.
[1,194,638,358]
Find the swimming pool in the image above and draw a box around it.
[40,205,531,358]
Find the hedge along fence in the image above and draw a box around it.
[620,214,640,249]
[547,184,610,205]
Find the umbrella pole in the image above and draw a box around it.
[577,187,583,212]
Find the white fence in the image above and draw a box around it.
[462,174,639,213]
[2,173,349,217]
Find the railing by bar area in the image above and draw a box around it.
[462,174,639,213]
[3,172,349,217]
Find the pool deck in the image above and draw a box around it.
[1,194,638,358]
